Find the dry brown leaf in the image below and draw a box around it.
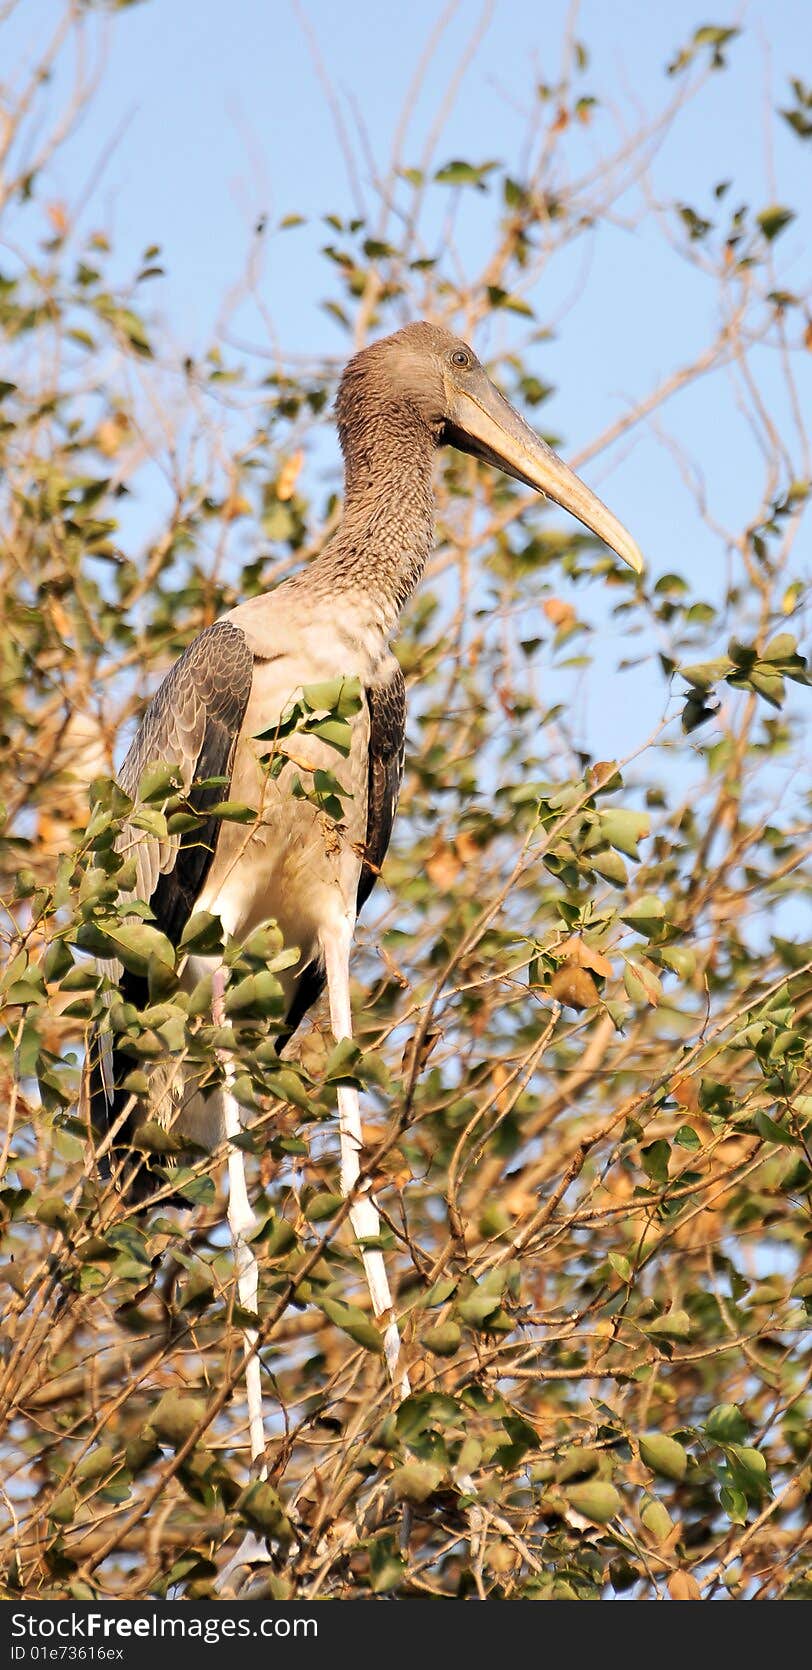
[503,1178,536,1218]
[46,201,68,236]
[668,1570,702,1601]
[491,1061,511,1115]
[550,966,600,1010]
[587,759,619,790]
[48,597,72,639]
[672,1074,700,1113]
[638,966,662,1006]
[425,841,461,890]
[543,597,577,629]
[557,936,614,979]
[371,1148,413,1191]
[259,1150,280,1189]
[401,1029,440,1079]
[223,492,251,521]
[277,449,304,501]
[454,831,479,864]
[96,412,129,456]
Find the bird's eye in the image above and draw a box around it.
[450,349,471,369]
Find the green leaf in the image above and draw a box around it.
[301,676,362,716]
[149,1391,206,1447]
[624,960,663,1004]
[49,1489,77,1525]
[435,159,497,187]
[720,1485,748,1524]
[645,1309,692,1342]
[706,1404,748,1443]
[694,25,739,48]
[747,668,785,707]
[129,805,168,839]
[224,971,284,1017]
[125,1436,161,1474]
[137,761,183,802]
[422,1277,458,1308]
[564,1481,622,1523]
[308,716,353,755]
[77,919,176,980]
[133,1119,183,1156]
[727,1443,770,1501]
[178,1266,215,1311]
[35,1195,73,1229]
[639,1432,687,1482]
[757,204,795,241]
[674,1124,701,1150]
[251,1214,297,1260]
[395,1392,461,1440]
[608,1251,631,1282]
[486,285,534,317]
[179,911,223,954]
[319,1297,383,1354]
[304,1192,343,1222]
[422,1322,462,1357]
[621,895,666,932]
[680,657,734,688]
[659,947,697,980]
[590,846,628,885]
[162,1551,217,1588]
[640,1493,674,1543]
[457,1289,502,1326]
[753,1110,799,1147]
[207,800,257,823]
[763,632,798,662]
[75,1443,117,1485]
[597,808,651,859]
[42,938,74,983]
[390,1461,444,1502]
[239,923,287,964]
[243,1481,295,1541]
[640,1140,671,1183]
[557,1447,601,1483]
[369,1536,406,1594]
[324,1037,363,1082]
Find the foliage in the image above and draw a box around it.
[1,4,811,1602]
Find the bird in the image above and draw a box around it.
[88,319,642,1479]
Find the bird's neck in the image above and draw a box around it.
[305,409,436,635]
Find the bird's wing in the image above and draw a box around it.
[283,661,406,1038]
[116,620,255,943]
[357,661,407,915]
[91,620,254,1147]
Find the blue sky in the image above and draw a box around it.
[3,0,811,763]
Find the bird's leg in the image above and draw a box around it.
[321,916,409,1398]
[211,963,277,1594]
[211,964,266,1474]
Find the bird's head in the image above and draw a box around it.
[336,320,643,574]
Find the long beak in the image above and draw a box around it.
[444,372,643,574]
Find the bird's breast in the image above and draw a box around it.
[195,652,373,966]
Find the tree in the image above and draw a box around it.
[1,3,811,1600]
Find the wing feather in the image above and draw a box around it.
[283,662,406,1037]
[90,621,254,1171]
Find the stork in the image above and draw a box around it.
[89,320,642,1483]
